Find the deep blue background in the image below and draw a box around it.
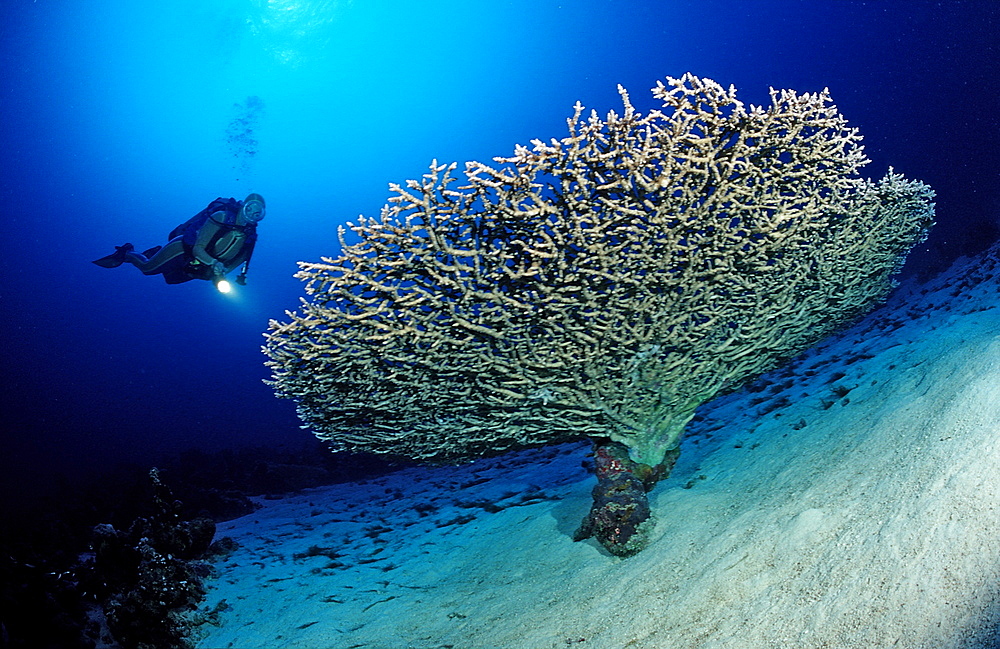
[1,0,998,503]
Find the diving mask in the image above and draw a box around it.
[240,193,266,223]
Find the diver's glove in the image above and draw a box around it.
[212,261,226,277]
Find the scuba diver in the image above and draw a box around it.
[93,193,265,292]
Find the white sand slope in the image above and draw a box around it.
[196,245,1000,649]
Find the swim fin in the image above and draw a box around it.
[92,243,134,268]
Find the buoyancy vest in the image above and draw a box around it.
[166,197,258,279]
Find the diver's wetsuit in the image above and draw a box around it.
[120,200,258,284]
[125,210,255,283]
[93,194,263,285]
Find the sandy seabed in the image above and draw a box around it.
[195,245,1000,649]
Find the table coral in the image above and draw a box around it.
[263,74,934,555]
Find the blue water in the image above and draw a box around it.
[1,0,997,503]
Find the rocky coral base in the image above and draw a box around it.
[574,440,679,556]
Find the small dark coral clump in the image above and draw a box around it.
[575,441,677,557]
[91,468,219,649]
